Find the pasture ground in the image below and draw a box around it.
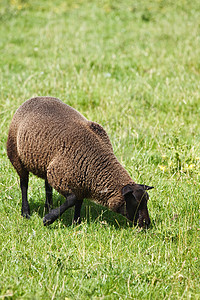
[0,0,199,299]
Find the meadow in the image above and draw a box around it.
[0,0,200,298]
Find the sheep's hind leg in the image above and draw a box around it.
[43,193,76,226]
[74,200,83,224]
[20,171,30,218]
[45,180,53,213]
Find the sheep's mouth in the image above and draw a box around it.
[137,210,151,228]
[129,209,150,228]
[117,204,151,228]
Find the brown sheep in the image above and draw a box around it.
[7,97,153,227]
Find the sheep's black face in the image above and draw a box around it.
[122,184,153,228]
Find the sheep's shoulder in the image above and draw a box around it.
[88,122,113,150]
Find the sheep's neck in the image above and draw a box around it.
[89,153,134,209]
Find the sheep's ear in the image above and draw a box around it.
[122,185,133,196]
[122,185,138,222]
[138,184,154,191]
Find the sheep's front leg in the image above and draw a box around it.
[43,193,76,226]
[20,171,30,218]
[73,200,83,224]
[45,179,53,213]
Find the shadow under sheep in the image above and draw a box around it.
[29,195,132,229]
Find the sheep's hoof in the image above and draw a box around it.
[22,213,30,219]
[43,216,52,226]
[43,214,57,226]
[73,217,81,225]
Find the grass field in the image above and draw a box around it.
[0,0,200,298]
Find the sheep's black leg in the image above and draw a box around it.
[20,172,30,218]
[43,193,76,226]
[45,179,53,213]
[73,200,83,224]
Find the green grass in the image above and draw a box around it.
[0,0,200,298]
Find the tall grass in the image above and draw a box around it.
[0,0,199,298]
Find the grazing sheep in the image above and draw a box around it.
[7,97,153,227]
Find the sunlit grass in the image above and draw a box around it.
[0,0,200,298]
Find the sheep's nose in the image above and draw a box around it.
[139,219,150,228]
[145,218,151,228]
[138,210,151,228]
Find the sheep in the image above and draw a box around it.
[7,97,154,227]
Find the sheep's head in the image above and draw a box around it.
[121,184,154,228]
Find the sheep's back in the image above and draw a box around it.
[11,97,113,178]
[10,97,87,176]
[15,97,87,123]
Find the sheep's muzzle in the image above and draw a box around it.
[137,208,151,228]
